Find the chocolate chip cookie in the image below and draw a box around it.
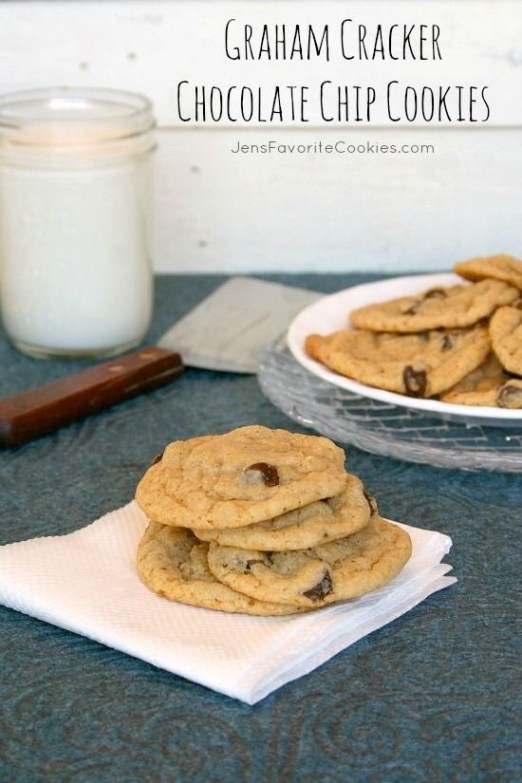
[454,253,522,291]
[441,352,522,408]
[349,279,518,333]
[206,516,412,608]
[192,474,375,551]
[305,323,490,397]
[137,522,306,615]
[489,305,522,375]
[135,425,347,530]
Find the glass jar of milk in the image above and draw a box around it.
[0,87,156,358]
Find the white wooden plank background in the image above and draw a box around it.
[152,125,522,272]
[0,1,521,273]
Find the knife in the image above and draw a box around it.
[0,277,319,447]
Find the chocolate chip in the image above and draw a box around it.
[497,383,522,409]
[424,287,447,299]
[244,558,266,573]
[403,299,421,315]
[302,570,333,602]
[244,462,279,487]
[441,330,463,350]
[244,551,273,573]
[363,489,377,516]
[403,365,427,397]
[150,450,164,466]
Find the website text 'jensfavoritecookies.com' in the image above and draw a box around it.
[229,139,435,155]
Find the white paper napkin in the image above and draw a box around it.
[0,503,456,704]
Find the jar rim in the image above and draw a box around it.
[0,86,155,145]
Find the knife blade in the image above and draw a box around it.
[0,277,319,447]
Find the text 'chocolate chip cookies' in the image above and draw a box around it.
[305,253,522,409]
[135,426,412,615]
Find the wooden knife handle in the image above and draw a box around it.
[0,346,184,447]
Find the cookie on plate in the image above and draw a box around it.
[305,323,491,397]
[137,522,307,615]
[349,279,518,333]
[441,353,522,408]
[489,305,522,375]
[453,253,522,291]
[135,425,347,530]
[206,516,412,608]
[192,474,375,551]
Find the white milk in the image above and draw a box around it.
[0,88,155,358]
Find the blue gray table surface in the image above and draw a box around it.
[0,274,520,783]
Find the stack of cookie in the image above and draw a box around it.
[306,253,522,408]
[135,425,412,616]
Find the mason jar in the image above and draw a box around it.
[0,86,156,358]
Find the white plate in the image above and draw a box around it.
[287,273,522,426]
